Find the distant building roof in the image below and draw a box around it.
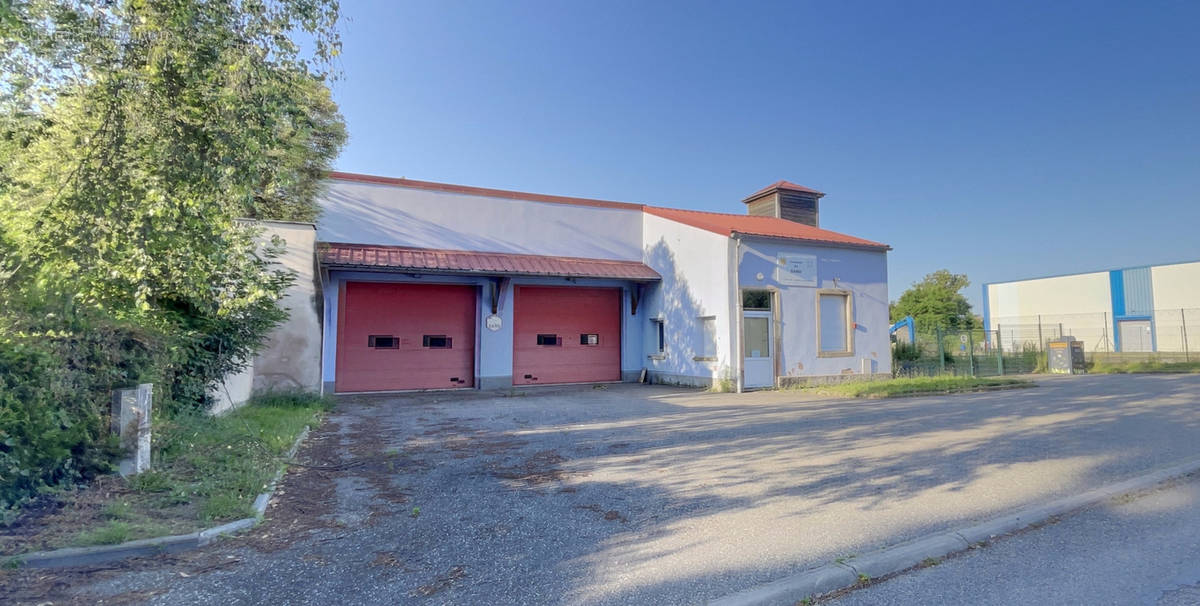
[327,171,887,250]
[319,242,662,282]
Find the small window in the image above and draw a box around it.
[650,318,665,354]
[423,335,452,349]
[742,290,772,310]
[368,335,399,349]
[697,316,717,359]
[536,334,561,346]
[818,292,851,355]
[580,333,599,346]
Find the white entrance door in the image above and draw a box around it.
[743,311,774,388]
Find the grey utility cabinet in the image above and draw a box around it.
[1047,337,1086,374]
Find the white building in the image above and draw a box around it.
[230,173,893,401]
[983,260,1200,353]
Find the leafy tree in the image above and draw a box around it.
[0,0,346,506]
[891,270,976,331]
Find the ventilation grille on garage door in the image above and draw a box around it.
[423,335,452,349]
[368,335,399,349]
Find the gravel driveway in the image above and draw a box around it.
[9,374,1200,605]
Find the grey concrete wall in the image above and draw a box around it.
[251,222,323,395]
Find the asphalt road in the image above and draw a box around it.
[829,473,1200,606]
[7,373,1200,605]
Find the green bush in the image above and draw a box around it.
[892,342,923,363]
[0,311,168,511]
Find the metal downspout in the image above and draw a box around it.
[733,234,744,393]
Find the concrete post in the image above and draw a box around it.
[112,383,152,476]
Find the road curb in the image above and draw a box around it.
[709,455,1200,606]
[3,425,312,569]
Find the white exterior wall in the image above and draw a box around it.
[986,272,1113,350]
[319,179,644,260]
[986,272,1112,322]
[640,213,734,387]
[1150,262,1200,310]
[738,238,891,380]
[1151,262,1200,351]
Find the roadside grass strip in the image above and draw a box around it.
[1090,360,1200,374]
[807,376,1034,399]
[0,392,329,556]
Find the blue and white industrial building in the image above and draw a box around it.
[983,260,1200,353]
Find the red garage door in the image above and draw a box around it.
[513,286,621,385]
[336,282,475,392]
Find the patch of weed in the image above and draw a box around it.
[100,501,133,521]
[74,521,133,546]
[805,376,1032,399]
[200,493,254,522]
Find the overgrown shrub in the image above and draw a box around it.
[0,312,168,511]
[892,342,923,363]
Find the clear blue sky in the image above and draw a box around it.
[327,1,1200,309]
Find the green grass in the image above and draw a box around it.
[149,392,330,520]
[808,375,1034,399]
[63,391,330,548]
[74,521,134,546]
[1089,360,1200,374]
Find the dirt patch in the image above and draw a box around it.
[575,504,628,523]
[411,565,467,597]
[0,475,198,556]
[0,548,230,606]
[369,550,409,570]
[235,424,344,553]
[492,450,571,486]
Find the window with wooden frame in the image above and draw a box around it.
[817,290,853,356]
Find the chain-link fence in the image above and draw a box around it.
[893,327,1056,378]
[893,307,1200,377]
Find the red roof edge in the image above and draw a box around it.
[327,171,645,212]
[643,206,890,251]
[742,180,825,202]
[318,242,662,282]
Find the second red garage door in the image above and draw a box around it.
[336,282,476,392]
[513,286,621,385]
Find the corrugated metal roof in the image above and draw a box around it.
[644,207,891,251]
[319,243,662,281]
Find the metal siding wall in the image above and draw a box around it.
[1122,267,1154,316]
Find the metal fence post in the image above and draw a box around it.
[1183,308,1189,362]
[996,326,1005,375]
[1102,312,1109,352]
[937,326,945,375]
[1038,315,1044,351]
[968,330,976,377]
